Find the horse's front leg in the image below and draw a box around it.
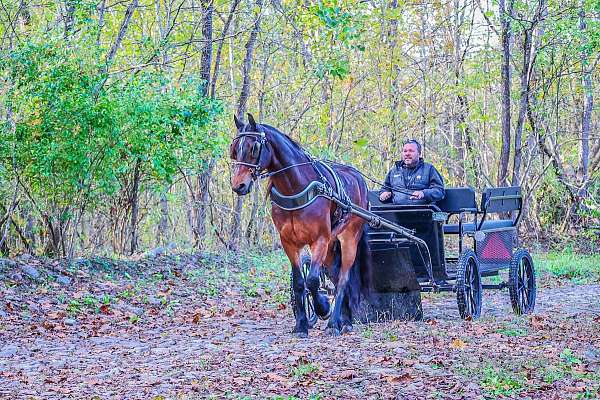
[282,240,309,338]
[306,238,331,319]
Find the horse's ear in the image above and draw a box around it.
[234,114,244,131]
[247,113,258,131]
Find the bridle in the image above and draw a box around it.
[232,126,314,180]
[231,118,273,180]
[232,130,268,179]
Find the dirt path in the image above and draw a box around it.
[1,258,599,399]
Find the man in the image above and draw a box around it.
[379,139,445,205]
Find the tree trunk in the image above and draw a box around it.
[96,0,106,46]
[511,26,533,186]
[63,0,76,38]
[452,0,468,185]
[230,0,264,250]
[106,0,138,66]
[194,159,216,248]
[578,0,593,198]
[498,0,514,186]
[235,0,263,118]
[199,0,213,96]
[129,159,141,255]
[210,0,241,98]
[190,1,216,249]
[157,191,169,246]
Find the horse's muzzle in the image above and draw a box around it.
[232,180,254,196]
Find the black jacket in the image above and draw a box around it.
[380,159,445,204]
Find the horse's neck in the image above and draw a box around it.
[268,136,317,196]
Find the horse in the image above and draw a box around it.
[229,113,372,337]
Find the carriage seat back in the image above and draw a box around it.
[436,187,477,214]
[481,186,522,214]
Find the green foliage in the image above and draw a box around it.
[481,366,524,397]
[299,0,367,80]
[0,22,224,254]
[115,72,225,183]
[560,348,582,365]
[291,360,319,379]
[535,252,600,283]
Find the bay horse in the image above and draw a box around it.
[229,113,372,337]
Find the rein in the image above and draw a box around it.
[324,160,416,197]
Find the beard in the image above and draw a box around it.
[404,158,418,167]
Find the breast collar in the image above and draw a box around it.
[269,160,351,212]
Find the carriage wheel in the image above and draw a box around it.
[509,249,536,315]
[290,252,319,328]
[456,249,482,320]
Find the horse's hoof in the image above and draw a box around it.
[294,331,309,339]
[341,324,353,334]
[326,327,341,337]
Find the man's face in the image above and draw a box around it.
[402,143,420,167]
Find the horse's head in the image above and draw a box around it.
[230,113,270,195]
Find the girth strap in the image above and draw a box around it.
[315,161,351,207]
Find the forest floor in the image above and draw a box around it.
[0,251,599,400]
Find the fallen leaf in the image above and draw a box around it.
[338,370,358,379]
[530,315,545,329]
[42,321,55,330]
[450,338,467,349]
[385,372,412,384]
[264,373,289,383]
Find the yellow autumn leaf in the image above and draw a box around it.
[450,338,467,349]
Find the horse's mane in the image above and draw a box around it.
[258,122,363,175]
[259,123,304,153]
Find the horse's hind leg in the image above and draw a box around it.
[340,293,353,333]
[282,240,309,338]
[327,232,359,336]
[306,239,331,319]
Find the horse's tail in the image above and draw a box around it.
[347,224,373,312]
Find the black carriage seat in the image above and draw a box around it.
[439,186,523,234]
[437,187,477,235]
[436,187,477,214]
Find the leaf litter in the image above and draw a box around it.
[0,253,599,399]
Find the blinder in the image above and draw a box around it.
[251,140,262,159]
[232,130,268,180]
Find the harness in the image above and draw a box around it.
[232,130,352,222]
[269,160,352,212]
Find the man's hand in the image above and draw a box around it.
[410,190,425,200]
[379,191,392,202]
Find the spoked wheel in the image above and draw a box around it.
[290,252,329,328]
[456,249,483,320]
[509,249,536,315]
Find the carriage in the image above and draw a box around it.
[297,185,537,325]
[230,114,536,335]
